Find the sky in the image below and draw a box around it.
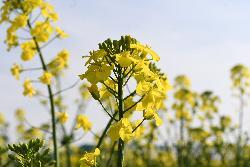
[1,0,250,143]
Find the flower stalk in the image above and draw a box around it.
[27,20,59,167]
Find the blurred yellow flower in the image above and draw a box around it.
[80,148,100,167]
[15,108,26,122]
[58,111,69,124]
[39,71,53,85]
[12,14,28,28]
[56,27,68,38]
[10,64,22,80]
[21,41,36,61]
[31,21,53,42]
[0,112,6,125]
[76,114,92,132]
[23,79,36,97]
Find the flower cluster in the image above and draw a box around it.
[0,0,69,95]
[80,148,100,167]
[231,64,250,95]
[172,75,196,122]
[76,114,92,132]
[79,36,171,143]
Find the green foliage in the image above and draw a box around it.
[8,139,55,167]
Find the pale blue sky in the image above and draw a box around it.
[1,0,250,142]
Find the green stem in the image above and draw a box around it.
[236,91,244,167]
[117,67,124,167]
[27,21,59,167]
[147,130,153,167]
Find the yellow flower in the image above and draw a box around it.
[80,148,100,167]
[21,41,36,61]
[88,84,100,100]
[58,111,69,124]
[220,116,231,128]
[22,0,42,12]
[12,14,28,28]
[143,109,163,126]
[84,50,107,65]
[130,43,160,61]
[154,113,163,126]
[116,51,135,67]
[136,81,152,96]
[80,36,170,135]
[48,49,70,74]
[175,110,192,122]
[0,4,10,24]
[39,71,53,85]
[55,27,68,38]
[231,64,250,92]
[16,124,25,134]
[143,108,155,120]
[23,79,36,97]
[174,75,191,89]
[10,63,22,80]
[6,30,18,49]
[108,118,134,142]
[0,112,6,125]
[31,21,53,42]
[41,2,59,21]
[79,64,113,84]
[15,108,26,122]
[76,114,92,131]
[57,49,70,64]
[24,128,43,140]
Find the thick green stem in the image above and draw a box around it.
[117,138,124,167]
[27,21,59,167]
[117,67,124,167]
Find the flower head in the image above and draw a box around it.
[21,41,36,61]
[39,71,53,85]
[15,108,26,122]
[10,64,22,80]
[76,114,92,132]
[58,111,69,124]
[23,79,36,97]
[80,148,100,167]
[108,118,134,142]
[31,21,53,42]
[0,112,6,125]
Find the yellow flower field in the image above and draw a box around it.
[0,1,250,167]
